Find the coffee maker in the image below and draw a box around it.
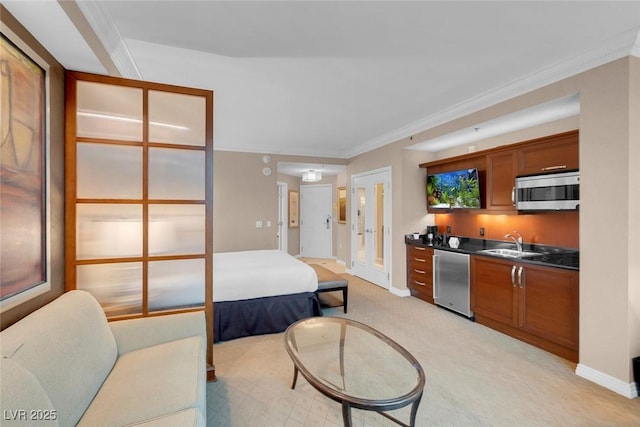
[425,225,439,245]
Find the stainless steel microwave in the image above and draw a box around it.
[514,170,579,211]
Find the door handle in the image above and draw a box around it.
[518,266,524,288]
[511,265,517,287]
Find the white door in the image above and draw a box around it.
[300,184,333,258]
[351,168,391,289]
[277,182,288,252]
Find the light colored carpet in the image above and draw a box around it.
[208,262,640,426]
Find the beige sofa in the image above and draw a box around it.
[0,290,207,426]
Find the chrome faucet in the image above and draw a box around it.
[505,231,523,253]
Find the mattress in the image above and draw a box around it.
[213,250,318,302]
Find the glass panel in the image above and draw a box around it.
[76,81,143,141]
[356,186,366,264]
[148,148,205,200]
[77,143,142,199]
[148,91,206,146]
[148,205,205,256]
[76,204,142,259]
[77,262,142,316]
[374,183,385,270]
[148,259,205,312]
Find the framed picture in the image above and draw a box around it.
[0,31,50,312]
[288,190,299,228]
[337,186,347,223]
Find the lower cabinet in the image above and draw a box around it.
[406,244,434,304]
[471,255,579,362]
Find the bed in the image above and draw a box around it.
[213,249,321,342]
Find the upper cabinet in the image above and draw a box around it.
[420,130,579,213]
[486,150,518,211]
[516,131,579,176]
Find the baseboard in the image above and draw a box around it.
[390,286,411,297]
[575,363,639,399]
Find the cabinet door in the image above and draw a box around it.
[486,150,517,211]
[518,264,579,350]
[471,256,518,326]
[517,131,579,176]
[406,245,434,303]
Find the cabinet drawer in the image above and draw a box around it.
[408,262,432,278]
[408,245,433,264]
[408,271,433,302]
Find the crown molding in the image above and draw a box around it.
[75,1,141,79]
[344,26,640,158]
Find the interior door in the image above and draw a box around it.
[351,168,391,288]
[300,184,333,258]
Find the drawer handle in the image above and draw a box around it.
[413,257,426,262]
[413,246,426,251]
[414,269,426,274]
[413,280,426,286]
[541,165,567,171]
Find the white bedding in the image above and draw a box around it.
[213,250,318,302]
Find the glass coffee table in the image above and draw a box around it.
[284,317,426,427]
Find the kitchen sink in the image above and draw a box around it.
[479,248,542,258]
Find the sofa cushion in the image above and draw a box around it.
[127,408,205,427]
[0,357,58,426]
[77,335,205,427]
[0,291,117,427]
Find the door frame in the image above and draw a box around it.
[350,166,392,289]
[277,182,288,252]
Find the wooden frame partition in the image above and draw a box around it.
[64,71,215,380]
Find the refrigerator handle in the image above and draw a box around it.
[432,253,439,299]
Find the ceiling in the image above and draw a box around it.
[4,1,640,159]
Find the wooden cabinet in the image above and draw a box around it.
[421,130,579,214]
[486,150,517,211]
[406,244,434,304]
[517,131,579,176]
[471,255,579,362]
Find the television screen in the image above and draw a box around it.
[427,168,481,209]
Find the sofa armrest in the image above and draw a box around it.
[109,311,206,355]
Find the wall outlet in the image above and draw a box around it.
[266,220,272,227]
[480,227,485,236]
[447,225,452,233]
[256,221,263,228]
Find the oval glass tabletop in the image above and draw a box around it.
[284,317,425,425]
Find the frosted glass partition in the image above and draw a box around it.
[148,148,206,200]
[148,91,206,146]
[76,204,143,259]
[148,205,205,256]
[76,81,143,141]
[77,143,142,199]
[148,259,205,312]
[77,262,142,316]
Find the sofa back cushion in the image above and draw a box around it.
[0,357,59,426]
[0,291,117,427]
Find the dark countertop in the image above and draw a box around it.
[405,235,579,271]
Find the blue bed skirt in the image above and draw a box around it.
[213,292,321,342]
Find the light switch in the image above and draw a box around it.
[266,220,272,227]
[256,221,263,228]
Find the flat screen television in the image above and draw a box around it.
[427,168,481,209]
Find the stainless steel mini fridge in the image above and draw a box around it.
[433,250,473,318]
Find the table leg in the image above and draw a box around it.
[341,401,353,427]
[408,391,423,427]
[291,366,299,389]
